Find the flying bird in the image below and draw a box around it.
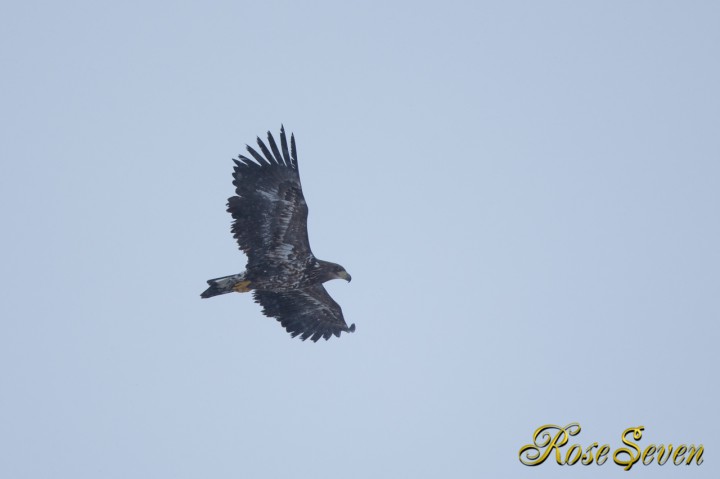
[201,126,355,341]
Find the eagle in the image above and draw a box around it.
[201,126,355,341]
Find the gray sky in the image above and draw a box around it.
[1,1,718,478]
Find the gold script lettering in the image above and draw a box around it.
[596,444,610,465]
[673,445,687,465]
[518,423,581,466]
[685,445,704,465]
[613,426,644,471]
[581,443,598,465]
[657,444,673,465]
[642,444,657,465]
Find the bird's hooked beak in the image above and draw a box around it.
[338,270,352,282]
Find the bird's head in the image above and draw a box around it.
[317,260,352,283]
[335,267,352,282]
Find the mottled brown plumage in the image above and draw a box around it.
[201,127,354,341]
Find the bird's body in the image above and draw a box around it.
[201,127,354,342]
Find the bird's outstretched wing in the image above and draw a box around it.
[228,126,312,271]
[253,285,356,342]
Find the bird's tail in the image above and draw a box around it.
[200,273,248,298]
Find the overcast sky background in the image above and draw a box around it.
[1,1,718,478]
